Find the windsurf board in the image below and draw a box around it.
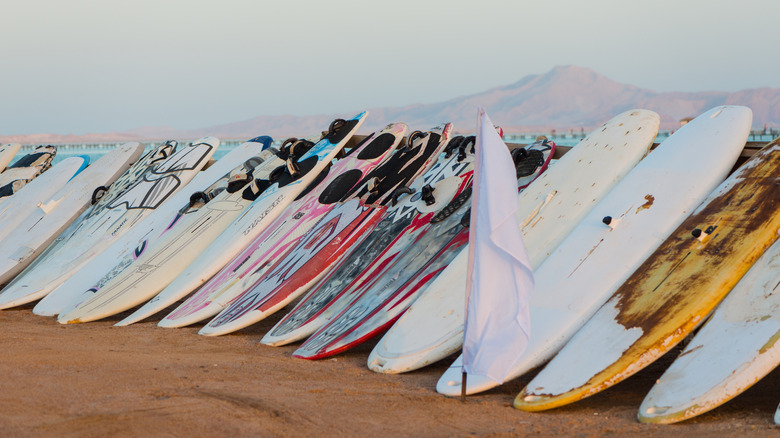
[638,232,780,424]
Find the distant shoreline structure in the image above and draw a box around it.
[15,127,777,166]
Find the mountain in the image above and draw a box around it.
[4,66,779,143]
[162,65,780,137]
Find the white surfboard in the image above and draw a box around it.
[0,143,145,285]
[775,403,779,425]
[0,139,218,309]
[361,110,662,370]
[58,113,366,323]
[638,234,780,424]
[0,143,21,173]
[436,105,751,396]
[0,157,88,243]
[117,123,407,327]
[31,137,276,317]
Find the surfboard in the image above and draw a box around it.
[0,157,88,243]
[59,113,366,324]
[0,145,57,201]
[0,139,218,309]
[289,139,555,359]
[515,134,780,413]
[350,111,662,372]
[437,105,751,397]
[196,129,470,337]
[0,143,144,285]
[121,123,407,327]
[775,402,780,424]
[157,124,452,329]
[31,137,275,317]
[0,143,21,173]
[637,233,780,424]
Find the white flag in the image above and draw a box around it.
[462,108,534,384]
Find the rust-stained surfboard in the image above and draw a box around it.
[514,137,780,412]
[637,234,780,424]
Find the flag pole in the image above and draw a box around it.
[461,371,467,402]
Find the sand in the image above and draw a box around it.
[0,303,777,437]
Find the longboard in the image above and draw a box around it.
[515,134,780,413]
[59,113,366,323]
[437,105,752,396]
[31,137,275,317]
[0,146,56,201]
[125,123,407,327]
[196,129,469,336]
[0,139,218,308]
[637,233,780,424]
[0,143,145,285]
[362,110,661,373]
[158,124,452,329]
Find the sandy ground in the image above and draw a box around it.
[0,301,777,438]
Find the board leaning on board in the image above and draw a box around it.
[437,105,752,397]
[159,124,452,329]
[31,136,275,317]
[515,135,780,412]
[277,139,479,349]
[0,138,219,309]
[58,113,366,323]
[637,195,780,424]
[0,143,145,285]
[196,126,462,336]
[362,109,661,374]
[291,139,554,360]
[120,123,407,327]
[249,135,479,340]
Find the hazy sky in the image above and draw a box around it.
[2,0,777,135]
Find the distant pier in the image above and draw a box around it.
[13,128,779,166]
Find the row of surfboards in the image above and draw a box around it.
[0,106,777,425]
